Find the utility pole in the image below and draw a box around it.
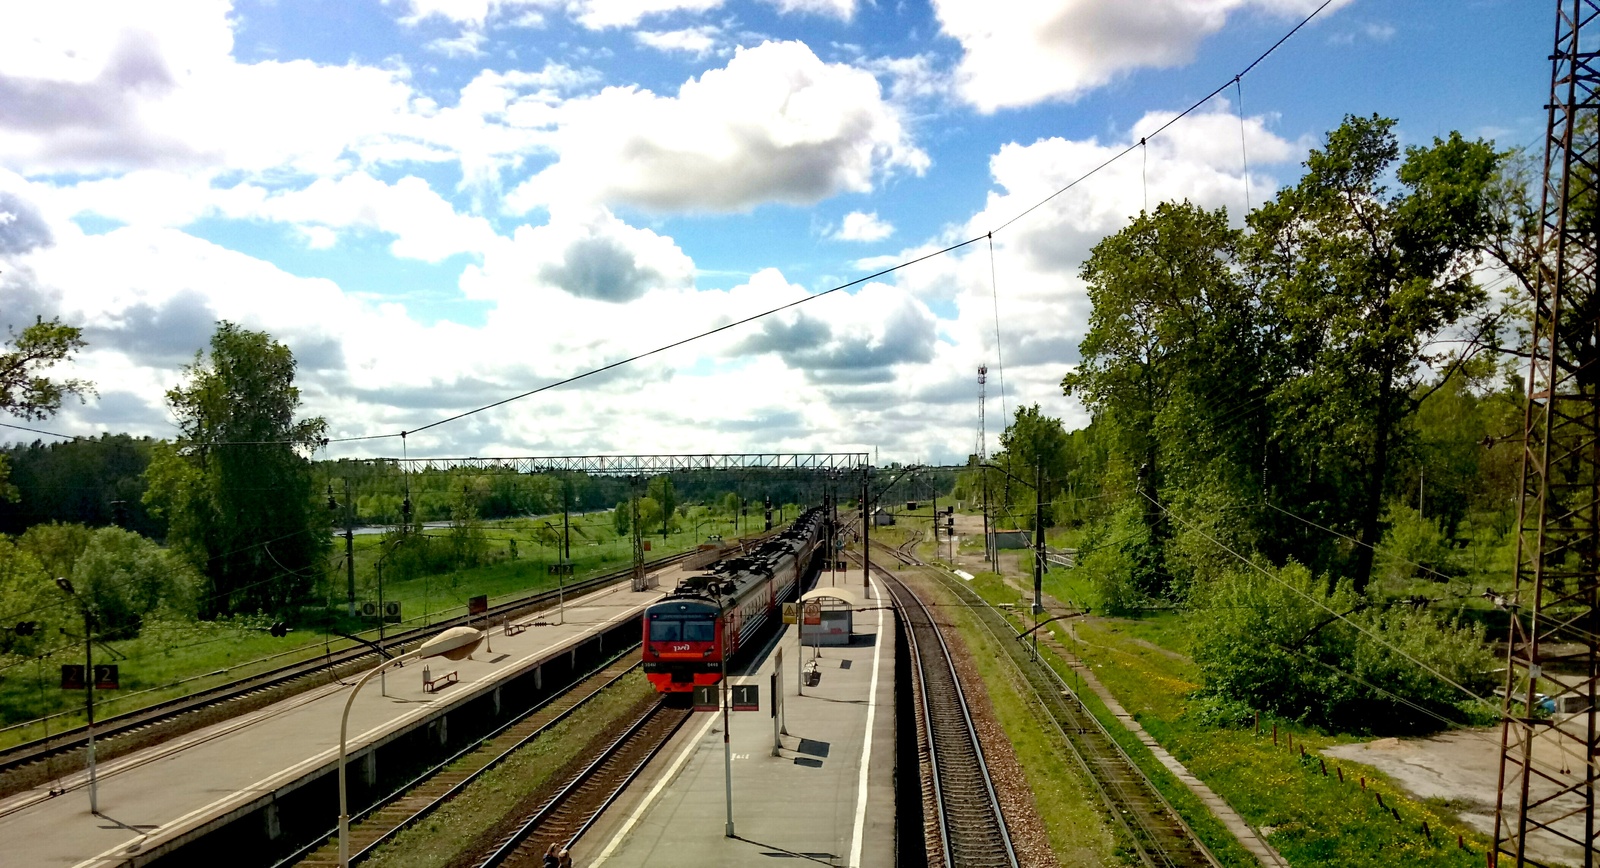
[1034,458,1045,615]
[631,480,646,592]
[978,364,993,565]
[861,467,871,594]
[931,474,938,550]
[562,475,571,563]
[344,479,356,617]
[1495,3,1600,864]
[55,577,97,813]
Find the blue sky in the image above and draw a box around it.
[0,0,1547,463]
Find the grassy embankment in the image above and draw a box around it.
[0,511,737,748]
[949,543,1494,868]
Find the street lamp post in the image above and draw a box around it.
[54,577,98,814]
[338,626,483,867]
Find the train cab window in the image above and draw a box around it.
[683,619,715,642]
[649,618,682,642]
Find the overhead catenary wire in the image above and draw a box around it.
[3,0,1339,453]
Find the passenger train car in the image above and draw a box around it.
[642,508,825,693]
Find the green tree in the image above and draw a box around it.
[0,315,94,501]
[446,483,487,572]
[69,527,201,638]
[0,316,92,421]
[0,537,61,656]
[613,500,631,536]
[1248,115,1503,593]
[986,407,1071,570]
[1063,201,1267,594]
[143,322,329,617]
[647,476,677,538]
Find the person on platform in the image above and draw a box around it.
[543,843,562,868]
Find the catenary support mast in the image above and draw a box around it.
[1494,3,1600,864]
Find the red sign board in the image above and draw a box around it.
[803,601,822,626]
[61,665,119,690]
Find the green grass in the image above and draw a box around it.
[1049,615,1490,866]
[923,541,1493,868]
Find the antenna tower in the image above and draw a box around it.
[1495,2,1600,864]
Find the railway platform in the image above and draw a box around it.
[0,577,679,868]
[576,573,897,868]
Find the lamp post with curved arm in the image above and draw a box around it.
[337,626,483,867]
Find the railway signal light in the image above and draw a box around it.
[269,621,290,637]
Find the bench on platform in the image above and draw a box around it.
[503,623,528,637]
[423,669,458,693]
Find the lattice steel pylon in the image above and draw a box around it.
[1495,3,1600,865]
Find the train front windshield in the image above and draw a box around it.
[650,616,715,643]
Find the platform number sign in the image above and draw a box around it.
[731,684,759,711]
[61,665,119,690]
[692,684,719,711]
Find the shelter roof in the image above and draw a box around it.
[801,586,865,607]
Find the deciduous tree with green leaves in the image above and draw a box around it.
[647,475,677,538]
[143,322,329,617]
[1248,115,1504,594]
[1063,201,1265,594]
[0,315,93,501]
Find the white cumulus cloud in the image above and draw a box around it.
[506,40,928,213]
[463,205,695,303]
[831,210,894,242]
[932,0,1346,113]
[634,26,723,58]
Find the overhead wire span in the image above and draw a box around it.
[0,0,1339,452]
[404,235,985,437]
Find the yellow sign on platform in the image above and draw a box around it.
[782,602,798,624]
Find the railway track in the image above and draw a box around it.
[283,650,645,866]
[471,698,692,868]
[877,542,1219,868]
[0,549,697,790]
[875,562,1019,867]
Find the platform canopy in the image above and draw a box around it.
[801,587,865,608]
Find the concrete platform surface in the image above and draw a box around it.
[0,581,666,868]
[577,577,895,868]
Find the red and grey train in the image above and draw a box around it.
[642,508,825,693]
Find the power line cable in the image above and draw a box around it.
[10,0,1338,453]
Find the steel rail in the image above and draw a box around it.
[875,559,1018,868]
[878,541,1218,868]
[274,652,644,867]
[475,699,691,867]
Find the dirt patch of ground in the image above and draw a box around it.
[1324,728,1585,867]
